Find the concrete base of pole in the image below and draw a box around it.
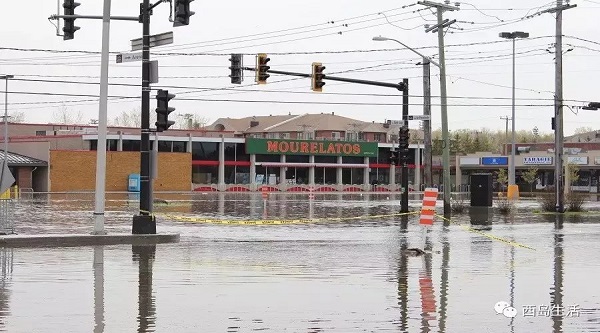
[132,215,156,234]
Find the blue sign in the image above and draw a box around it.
[481,157,508,165]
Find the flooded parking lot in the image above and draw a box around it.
[1,192,599,332]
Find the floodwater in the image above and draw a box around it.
[1,192,599,332]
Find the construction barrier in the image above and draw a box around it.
[419,188,438,225]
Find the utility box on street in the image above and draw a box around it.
[470,173,493,207]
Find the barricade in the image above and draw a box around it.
[419,188,438,226]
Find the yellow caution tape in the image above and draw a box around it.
[158,211,419,225]
[434,213,536,251]
[139,208,535,251]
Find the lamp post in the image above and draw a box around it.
[499,31,529,198]
[0,75,13,172]
[372,36,443,203]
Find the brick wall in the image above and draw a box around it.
[17,167,33,189]
[49,150,191,192]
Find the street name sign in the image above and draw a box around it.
[116,52,142,63]
[403,115,431,121]
[387,119,407,126]
[131,31,174,51]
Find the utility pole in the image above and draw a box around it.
[371,37,436,190]
[422,60,432,188]
[93,0,112,235]
[500,116,511,155]
[418,0,459,219]
[542,0,576,213]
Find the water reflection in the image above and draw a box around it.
[552,214,564,333]
[0,248,13,332]
[93,246,105,333]
[397,234,409,332]
[132,245,156,333]
[439,233,450,333]
[419,230,436,333]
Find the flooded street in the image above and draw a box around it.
[1,193,599,332]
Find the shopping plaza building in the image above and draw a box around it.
[4,112,600,193]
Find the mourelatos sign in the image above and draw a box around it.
[245,138,378,157]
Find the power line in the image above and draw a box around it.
[0,90,555,107]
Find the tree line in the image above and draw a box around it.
[422,128,556,155]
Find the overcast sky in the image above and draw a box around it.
[0,0,599,136]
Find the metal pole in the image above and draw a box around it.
[509,38,516,186]
[133,0,156,234]
[3,77,8,162]
[554,0,565,213]
[1,75,13,196]
[416,140,421,192]
[436,9,452,218]
[401,78,409,213]
[423,60,432,188]
[93,0,111,235]
[500,116,509,155]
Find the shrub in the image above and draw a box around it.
[566,192,585,212]
[538,191,556,212]
[496,197,513,215]
[451,196,467,214]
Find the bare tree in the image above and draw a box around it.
[109,107,154,128]
[52,104,83,124]
[8,111,26,123]
[574,126,594,135]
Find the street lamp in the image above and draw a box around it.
[0,75,13,162]
[0,75,14,195]
[373,36,452,214]
[499,31,529,199]
[372,36,440,67]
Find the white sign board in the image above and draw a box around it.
[595,157,600,165]
[567,156,588,165]
[460,157,480,165]
[131,31,174,51]
[116,52,142,63]
[387,119,407,126]
[523,156,553,165]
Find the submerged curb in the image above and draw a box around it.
[0,233,180,248]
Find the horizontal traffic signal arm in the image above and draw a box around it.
[241,66,406,91]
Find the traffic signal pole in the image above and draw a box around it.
[52,0,193,235]
[133,0,155,234]
[401,78,409,213]
[241,65,410,212]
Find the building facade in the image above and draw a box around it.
[5,116,599,193]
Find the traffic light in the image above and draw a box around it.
[390,150,398,164]
[311,62,325,92]
[155,89,175,132]
[63,0,80,40]
[229,54,243,84]
[398,125,410,163]
[173,0,195,27]
[256,53,270,84]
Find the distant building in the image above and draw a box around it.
[6,116,600,193]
